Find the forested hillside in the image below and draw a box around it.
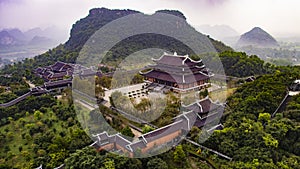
[203,66,300,168]
[0,7,299,169]
[2,8,232,78]
[219,51,274,77]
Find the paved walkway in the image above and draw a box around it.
[74,99,96,111]
[208,83,223,92]
[25,79,36,89]
[289,91,300,96]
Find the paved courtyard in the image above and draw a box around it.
[104,83,146,104]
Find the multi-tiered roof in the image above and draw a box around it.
[141,53,211,91]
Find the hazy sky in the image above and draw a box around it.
[0,0,300,37]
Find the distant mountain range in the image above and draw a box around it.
[0,26,68,61]
[0,27,67,47]
[195,25,299,64]
[196,25,281,49]
[0,30,20,46]
[236,27,279,48]
[234,27,300,64]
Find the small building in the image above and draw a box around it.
[93,119,189,157]
[34,61,103,81]
[182,97,222,117]
[34,61,73,81]
[181,97,224,128]
[140,52,212,93]
[290,80,300,91]
[50,61,73,73]
[245,76,256,83]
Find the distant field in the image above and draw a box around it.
[0,49,48,60]
[0,43,59,60]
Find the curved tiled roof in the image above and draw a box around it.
[142,53,210,85]
[50,61,73,72]
[142,70,209,84]
[128,140,147,152]
[184,98,221,114]
[153,54,202,67]
[141,119,184,143]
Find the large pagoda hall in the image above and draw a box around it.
[140,52,212,92]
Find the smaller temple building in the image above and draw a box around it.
[34,61,73,81]
[140,52,212,92]
[34,61,102,81]
[91,97,224,157]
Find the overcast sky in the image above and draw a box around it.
[0,0,300,37]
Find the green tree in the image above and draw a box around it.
[173,145,186,165]
[121,126,134,138]
[199,89,209,99]
[263,134,278,148]
[258,113,271,124]
[131,74,144,84]
[101,159,115,169]
[33,110,43,120]
[64,147,101,169]
[142,125,155,134]
[135,98,151,112]
[147,158,168,169]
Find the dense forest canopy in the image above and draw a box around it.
[203,67,300,168]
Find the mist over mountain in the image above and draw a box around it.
[195,25,240,46]
[236,27,279,48]
[26,26,68,42]
[0,26,68,60]
[28,36,54,46]
[0,30,19,46]
[196,25,239,39]
[4,28,27,41]
[0,26,67,45]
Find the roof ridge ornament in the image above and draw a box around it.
[182,56,188,65]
